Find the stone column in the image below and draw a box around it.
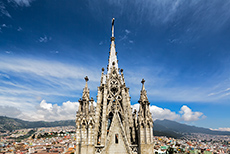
[146,124,150,144]
[150,123,154,143]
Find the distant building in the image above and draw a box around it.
[75,18,154,154]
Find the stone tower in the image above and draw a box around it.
[76,18,154,154]
[76,76,95,154]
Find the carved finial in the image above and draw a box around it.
[82,76,89,100]
[141,79,146,92]
[141,79,145,84]
[112,18,115,38]
[85,76,89,82]
[120,69,123,72]
[100,68,105,85]
[134,109,137,114]
[139,78,148,103]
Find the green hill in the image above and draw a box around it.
[0,116,75,131]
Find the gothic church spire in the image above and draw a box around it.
[139,78,148,102]
[82,76,90,101]
[108,18,118,74]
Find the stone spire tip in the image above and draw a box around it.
[85,76,89,82]
[111,18,115,38]
[108,18,118,74]
[141,79,145,84]
[141,79,145,91]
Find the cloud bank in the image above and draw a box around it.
[32,100,79,121]
[211,128,230,132]
[132,104,205,122]
[0,99,205,123]
[0,106,22,117]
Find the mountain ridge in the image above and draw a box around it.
[1,116,230,138]
[154,119,230,137]
[0,116,75,131]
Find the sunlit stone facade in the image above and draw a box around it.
[75,18,154,154]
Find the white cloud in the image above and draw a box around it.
[5,99,98,121]
[150,105,180,121]
[125,29,130,34]
[0,24,12,32]
[18,100,80,121]
[210,128,230,132]
[2,24,7,27]
[0,0,33,18]
[179,105,205,122]
[5,51,11,54]
[0,56,101,119]
[0,2,11,18]
[4,100,204,122]
[208,87,230,97]
[0,105,22,117]
[132,104,204,122]
[0,56,100,83]
[38,35,51,43]
[40,100,53,111]
[0,73,10,79]
[8,0,34,7]
[129,40,134,44]
[132,103,140,112]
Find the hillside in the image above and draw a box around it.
[154,119,230,136]
[0,116,75,131]
[1,116,230,138]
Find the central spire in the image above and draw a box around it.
[108,18,118,74]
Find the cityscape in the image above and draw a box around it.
[1,126,230,153]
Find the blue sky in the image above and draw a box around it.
[0,0,230,130]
